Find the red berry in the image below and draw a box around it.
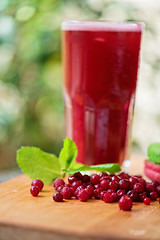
[85,185,94,198]
[103,192,114,203]
[118,172,130,179]
[31,179,44,191]
[151,181,160,188]
[133,183,144,193]
[74,172,83,180]
[53,192,63,202]
[107,189,115,194]
[100,180,109,190]
[112,175,121,183]
[156,186,160,196]
[119,195,132,211]
[100,176,112,182]
[77,189,89,202]
[150,191,158,201]
[129,177,139,188]
[71,180,82,192]
[119,179,130,190]
[100,191,107,200]
[111,192,119,202]
[109,180,119,191]
[139,192,148,202]
[53,178,65,190]
[30,186,39,197]
[146,183,155,193]
[127,190,138,202]
[117,189,126,198]
[143,197,150,205]
[93,188,101,199]
[138,178,146,186]
[90,174,100,185]
[61,186,73,199]
[68,174,77,184]
[99,172,108,177]
[82,175,90,183]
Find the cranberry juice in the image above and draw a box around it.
[62,21,143,165]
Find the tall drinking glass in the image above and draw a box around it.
[61,20,143,166]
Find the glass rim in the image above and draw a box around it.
[61,20,145,32]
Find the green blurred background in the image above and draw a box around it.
[0,0,160,171]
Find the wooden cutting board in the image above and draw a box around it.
[0,155,160,240]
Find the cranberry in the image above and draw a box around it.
[93,188,101,199]
[30,186,39,197]
[107,189,115,194]
[119,195,132,211]
[77,189,89,202]
[100,176,112,182]
[150,191,158,201]
[90,174,100,185]
[109,181,119,191]
[57,185,64,192]
[117,189,126,198]
[156,186,160,196]
[53,192,63,202]
[53,178,65,190]
[82,175,90,183]
[74,172,83,180]
[159,198,160,204]
[139,192,148,202]
[119,179,130,190]
[138,178,146,186]
[61,186,73,199]
[143,197,150,205]
[118,172,130,179]
[99,172,108,177]
[127,190,138,202]
[112,175,120,183]
[129,177,139,188]
[100,191,107,200]
[68,174,77,184]
[103,192,114,203]
[146,183,155,193]
[71,180,82,192]
[151,181,160,188]
[86,185,94,198]
[133,183,144,193]
[31,179,44,191]
[100,179,109,190]
[111,192,119,202]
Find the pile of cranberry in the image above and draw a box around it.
[52,172,160,211]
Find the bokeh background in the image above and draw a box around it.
[0,0,160,172]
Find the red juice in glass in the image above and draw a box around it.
[62,21,143,166]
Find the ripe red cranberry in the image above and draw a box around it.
[74,185,85,198]
[68,174,77,184]
[53,178,65,190]
[53,192,63,202]
[138,178,146,186]
[133,183,144,193]
[118,172,130,179]
[150,191,158,201]
[111,192,119,202]
[100,179,109,190]
[31,179,44,191]
[103,192,114,203]
[151,181,160,188]
[117,189,126,198]
[146,183,155,193]
[119,179,130,190]
[30,186,39,197]
[74,172,83,180]
[100,191,107,200]
[82,174,90,183]
[90,174,100,185]
[71,180,82,192]
[94,183,100,189]
[127,190,138,202]
[85,185,94,198]
[61,186,73,199]
[112,175,121,183]
[139,192,148,202]
[143,197,150,205]
[129,177,139,188]
[107,189,115,194]
[100,176,112,182]
[99,172,108,177]
[109,181,119,191]
[93,188,101,199]
[57,185,64,192]
[77,189,89,202]
[156,186,160,196]
[159,198,160,204]
[119,195,132,211]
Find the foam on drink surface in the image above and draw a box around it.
[61,20,144,32]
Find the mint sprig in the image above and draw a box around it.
[16,138,121,184]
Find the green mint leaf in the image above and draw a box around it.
[16,146,62,184]
[59,137,78,171]
[68,163,121,174]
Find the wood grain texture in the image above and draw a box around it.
[0,155,159,240]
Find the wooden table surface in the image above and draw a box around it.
[0,155,160,240]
